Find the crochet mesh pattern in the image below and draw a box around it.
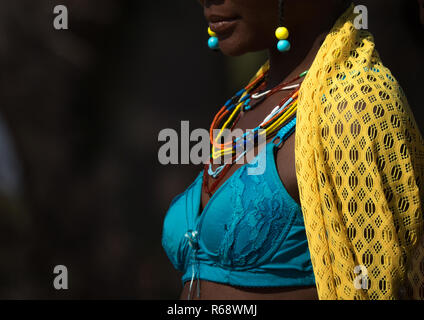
[293,5,424,299]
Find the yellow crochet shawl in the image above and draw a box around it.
[253,5,424,299]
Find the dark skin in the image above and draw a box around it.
[418,0,424,25]
[180,0,351,300]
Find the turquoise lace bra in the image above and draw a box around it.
[161,118,315,298]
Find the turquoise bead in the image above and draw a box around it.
[277,40,291,52]
[208,37,219,50]
[299,70,309,78]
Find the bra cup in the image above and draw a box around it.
[199,164,298,270]
[162,172,203,272]
[162,193,186,271]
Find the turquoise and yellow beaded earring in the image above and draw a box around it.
[275,0,291,52]
[207,27,219,50]
[275,26,290,52]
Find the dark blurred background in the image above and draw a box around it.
[0,0,422,299]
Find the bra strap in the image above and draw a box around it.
[271,116,297,149]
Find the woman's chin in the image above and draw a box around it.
[219,47,245,57]
[217,39,248,57]
[217,35,269,57]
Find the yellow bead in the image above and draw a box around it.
[208,27,217,37]
[275,27,289,40]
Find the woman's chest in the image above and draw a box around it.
[201,91,300,212]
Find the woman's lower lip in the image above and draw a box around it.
[209,19,238,34]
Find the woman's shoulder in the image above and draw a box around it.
[301,30,418,137]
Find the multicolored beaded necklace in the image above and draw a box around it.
[202,68,308,197]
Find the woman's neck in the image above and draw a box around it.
[265,31,327,90]
[264,1,351,90]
